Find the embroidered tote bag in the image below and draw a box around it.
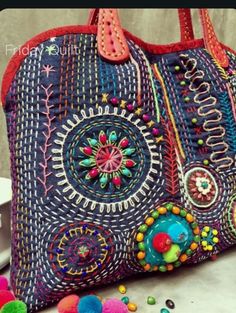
[1,8,236,312]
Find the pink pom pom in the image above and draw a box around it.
[0,276,9,290]
[102,298,128,313]
[57,294,80,313]
[0,290,15,309]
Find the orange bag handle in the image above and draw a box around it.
[88,8,229,68]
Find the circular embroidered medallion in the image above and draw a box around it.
[135,203,200,272]
[49,222,114,277]
[184,167,218,208]
[52,106,161,213]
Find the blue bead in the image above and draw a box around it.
[61,267,68,273]
[78,295,102,313]
[97,262,101,268]
[82,224,88,231]
[56,248,62,254]
[93,230,99,236]
[104,245,110,250]
[65,231,70,237]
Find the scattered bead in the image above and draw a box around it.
[184,96,190,102]
[142,114,151,123]
[197,139,204,145]
[153,233,172,253]
[147,296,156,305]
[57,294,80,313]
[127,302,137,312]
[191,117,198,124]
[110,97,119,106]
[203,159,209,165]
[160,308,170,313]
[127,103,134,112]
[121,296,129,305]
[180,80,186,86]
[174,65,180,71]
[118,285,127,294]
[152,128,159,136]
[166,299,175,309]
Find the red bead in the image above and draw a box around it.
[152,232,172,253]
[83,146,93,155]
[99,133,107,145]
[120,138,129,148]
[126,160,135,167]
[127,104,134,112]
[142,114,151,123]
[110,97,119,106]
[112,176,121,187]
[89,169,99,178]
[152,128,159,136]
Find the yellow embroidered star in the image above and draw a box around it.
[102,93,109,103]
[135,108,143,115]
[120,100,127,108]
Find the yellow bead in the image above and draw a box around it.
[212,229,218,236]
[158,207,167,214]
[202,241,207,247]
[136,233,144,242]
[172,206,180,215]
[207,245,213,251]
[203,226,210,232]
[186,213,194,222]
[213,237,219,243]
[127,302,137,312]
[137,251,145,260]
[201,231,207,237]
[118,284,127,294]
[145,217,154,226]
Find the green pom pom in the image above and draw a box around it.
[1,300,27,313]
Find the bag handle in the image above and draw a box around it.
[88,9,229,68]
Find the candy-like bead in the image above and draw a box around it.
[127,303,137,312]
[160,308,170,313]
[89,169,99,178]
[127,104,134,111]
[118,285,127,294]
[152,128,159,136]
[166,299,175,309]
[121,296,130,305]
[147,296,156,305]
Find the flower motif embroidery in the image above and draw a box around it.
[79,130,136,189]
[187,169,216,205]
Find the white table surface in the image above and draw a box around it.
[1,247,236,313]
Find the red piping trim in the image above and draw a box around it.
[1,24,236,106]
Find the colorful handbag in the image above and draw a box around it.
[1,8,236,312]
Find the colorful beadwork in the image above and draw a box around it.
[1,12,236,313]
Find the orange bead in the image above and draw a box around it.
[136,233,144,242]
[166,264,174,271]
[193,227,200,235]
[190,242,198,250]
[179,254,188,262]
[153,266,158,271]
[186,213,194,222]
[144,264,151,271]
[172,206,180,215]
[158,207,167,214]
[137,251,145,260]
[145,217,154,226]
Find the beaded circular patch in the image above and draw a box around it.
[184,167,218,208]
[49,222,115,279]
[52,106,161,213]
[135,203,200,272]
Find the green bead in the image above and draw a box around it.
[123,148,136,156]
[138,242,145,251]
[79,159,92,166]
[122,168,132,177]
[88,138,98,146]
[184,96,190,102]
[191,117,198,124]
[174,261,181,267]
[147,296,156,305]
[174,65,180,71]
[191,222,198,229]
[165,203,173,210]
[186,249,193,256]
[203,159,209,165]
[180,80,186,86]
[152,211,159,219]
[201,181,208,189]
[180,209,187,217]
[160,308,170,313]
[197,139,204,145]
[159,265,167,272]
[138,224,148,233]
[194,235,201,243]
[139,259,146,266]
[109,131,117,142]
[121,296,129,305]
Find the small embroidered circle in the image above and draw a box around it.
[184,167,218,208]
